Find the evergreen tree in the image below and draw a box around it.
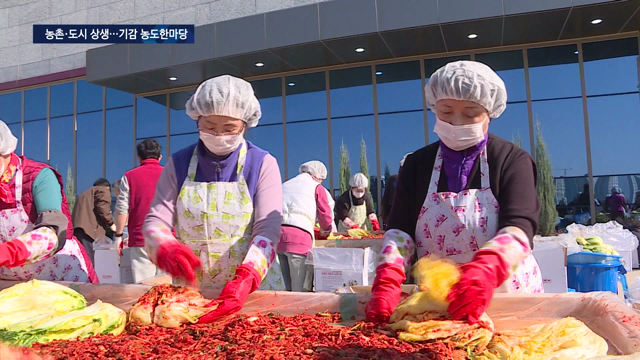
[339,140,351,194]
[535,121,558,236]
[360,137,371,196]
[512,131,523,148]
[384,163,391,181]
[65,164,76,213]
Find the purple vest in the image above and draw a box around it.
[172,140,268,202]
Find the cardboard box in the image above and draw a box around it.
[311,248,375,292]
[532,245,568,293]
[94,249,120,284]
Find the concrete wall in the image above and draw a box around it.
[0,0,329,85]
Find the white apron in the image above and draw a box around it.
[415,147,543,293]
[338,192,371,232]
[0,163,90,282]
[176,142,285,290]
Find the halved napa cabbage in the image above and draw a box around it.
[0,280,86,331]
[476,317,608,360]
[0,301,126,347]
[388,256,494,352]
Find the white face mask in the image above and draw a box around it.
[199,131,244,156]
[352,189,365,198]
[434,117,486,151]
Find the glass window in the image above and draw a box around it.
[77,112,103,194]
[529,44,590,221]
[169,90,197,154]
[24,88,47,162]
[50,82,74,118]
[106,88,133,109]
[0,92,22,154]
[49,116,74,177]
[77,80,103,114]
[376,61,424,191]
[0,92,21,124]
[137,95,167,140]
[23,120,47,163]
[475,50,531,152]
[252,78,284,126]
[247,78,284,180]
[583,38,640,208]
[329,66,378,209]
[285,72,329,187]
[106,108,134,183]
[424,55,471,144]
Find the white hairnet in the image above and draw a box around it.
[299,160,327,180]
[425,60,507,118]
[0,120,17,156]
[185,75,262,127]
[349,173,369,189]
[400,152,412,167]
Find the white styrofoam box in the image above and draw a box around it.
[533,244,568,293]
[311,247,374,292]
[94,249,120,284]
[633,248,638,269]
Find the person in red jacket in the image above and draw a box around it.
[0,120,97,282]
[114,139,164,283]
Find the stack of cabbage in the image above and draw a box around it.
[389,256,611,359]
[0,280,125,347]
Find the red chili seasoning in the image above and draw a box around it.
[31,313,466,360]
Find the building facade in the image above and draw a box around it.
[0,0,639,223]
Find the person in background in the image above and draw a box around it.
[606,186,627,222]
[278,161,333,292]
[335,173,381,232]
[366,61,543,325]
[143,75,285,323]
[381,153,412,228]
[114,139,164,283]
[0,120,96,282]
[73,178,115,265]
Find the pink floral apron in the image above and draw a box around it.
[415,147,543,293]
[0,164,91,282]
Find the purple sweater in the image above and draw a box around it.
[440,133,489,193]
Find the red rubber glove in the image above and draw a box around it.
[350,224,361,230]
[0,240,30,268]
[447,249,509,324]
[198,264,261,323]
[371,219,381,231]
[155,242,202,286]
[365,263,405,323]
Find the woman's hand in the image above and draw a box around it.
[0,240,29,268]
[365,263,406,323]
[198,265,261,323]
[447,249,509,324]
[155,242,202,286]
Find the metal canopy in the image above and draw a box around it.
[86,0,639,102]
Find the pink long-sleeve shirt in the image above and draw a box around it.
[278,185,333,255]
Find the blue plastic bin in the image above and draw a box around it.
[567,252,628,294]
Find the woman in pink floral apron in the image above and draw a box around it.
[0,120,97,283]
[366,61,543,325]
[143,75,285,324]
